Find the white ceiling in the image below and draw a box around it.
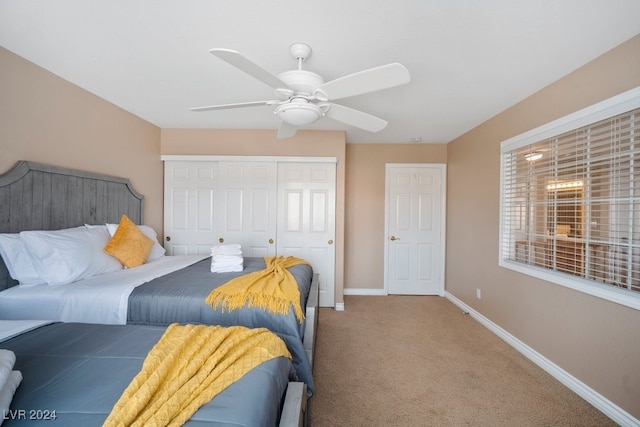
[1,1,639,144]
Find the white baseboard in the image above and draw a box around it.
[343,288,387,296]
[444,292,639,427]
[337,288,386,311]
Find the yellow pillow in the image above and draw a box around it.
[104,215,154,268]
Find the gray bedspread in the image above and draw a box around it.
[2,322,293,426]
[127,256,315,395]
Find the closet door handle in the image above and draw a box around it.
[390,236,400,241]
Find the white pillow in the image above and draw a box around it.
[20,226,123,286]
[0,370,22,418]
[106,223,165,261]
[84,224,108,231]
[0,234,45,287]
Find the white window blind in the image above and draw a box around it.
[500,87,640,310]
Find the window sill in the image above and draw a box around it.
[499,259,640,311]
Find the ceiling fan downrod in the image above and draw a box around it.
[289,42,312,70]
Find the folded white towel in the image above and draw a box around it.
[212,249,242,256]
[212,255,243,264]
[211,262,243,269]
[211,244,242,256]
[210,245,244,273]
[0,370,22,422]
[210,264,244,273]
[0,350,16,391]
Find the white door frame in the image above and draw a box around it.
[383,163,446,295]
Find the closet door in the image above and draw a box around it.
[277,162,336,307]
[164,161,218,255]
[217,162,277,257]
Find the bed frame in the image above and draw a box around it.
[0,161,144,291]
[0,160,310,426]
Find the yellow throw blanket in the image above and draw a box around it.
[206,256,309,323]
[103,324,291,427]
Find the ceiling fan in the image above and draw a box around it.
[190,43,410,138]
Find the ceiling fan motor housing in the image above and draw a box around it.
[277,70,324,95]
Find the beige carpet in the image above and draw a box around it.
[309,295,615,426]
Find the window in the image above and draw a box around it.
[500,87,640,310]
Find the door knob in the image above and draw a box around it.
[165,236,171,241]
[390,236,400,241]
[328,240,333,245]
[269,239,274,244]
[218,237,224,243]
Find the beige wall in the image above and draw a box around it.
[0,47,163,232]
[161,128,347,304]
[446,34,640,418]
[344,144,447,290]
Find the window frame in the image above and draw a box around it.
[499,86,640,311]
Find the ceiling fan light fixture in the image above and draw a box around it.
[274,103,323,126]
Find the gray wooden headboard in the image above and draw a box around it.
[0,161,144,290]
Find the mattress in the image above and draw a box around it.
[0,255,316,395]
[126,256,314,395]
[0,321,294,426]
[0,255,207,323]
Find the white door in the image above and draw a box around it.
[277,162,336,307]
[217,162,277,257]
[164,161,218,255]
[385,164,445,295]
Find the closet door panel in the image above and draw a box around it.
[278,163,336,307]
[164,162,218,255]
[284,190,303,232]
[217,162,277,257]
[164,159,337,307]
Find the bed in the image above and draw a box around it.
[0,319,307,426]
[0,161,318,396]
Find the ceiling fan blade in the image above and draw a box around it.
[324,103,388,132]
[210,48,291,90]
[314,63,410,101]
[277,121,298,139]
[190,100,278,112]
